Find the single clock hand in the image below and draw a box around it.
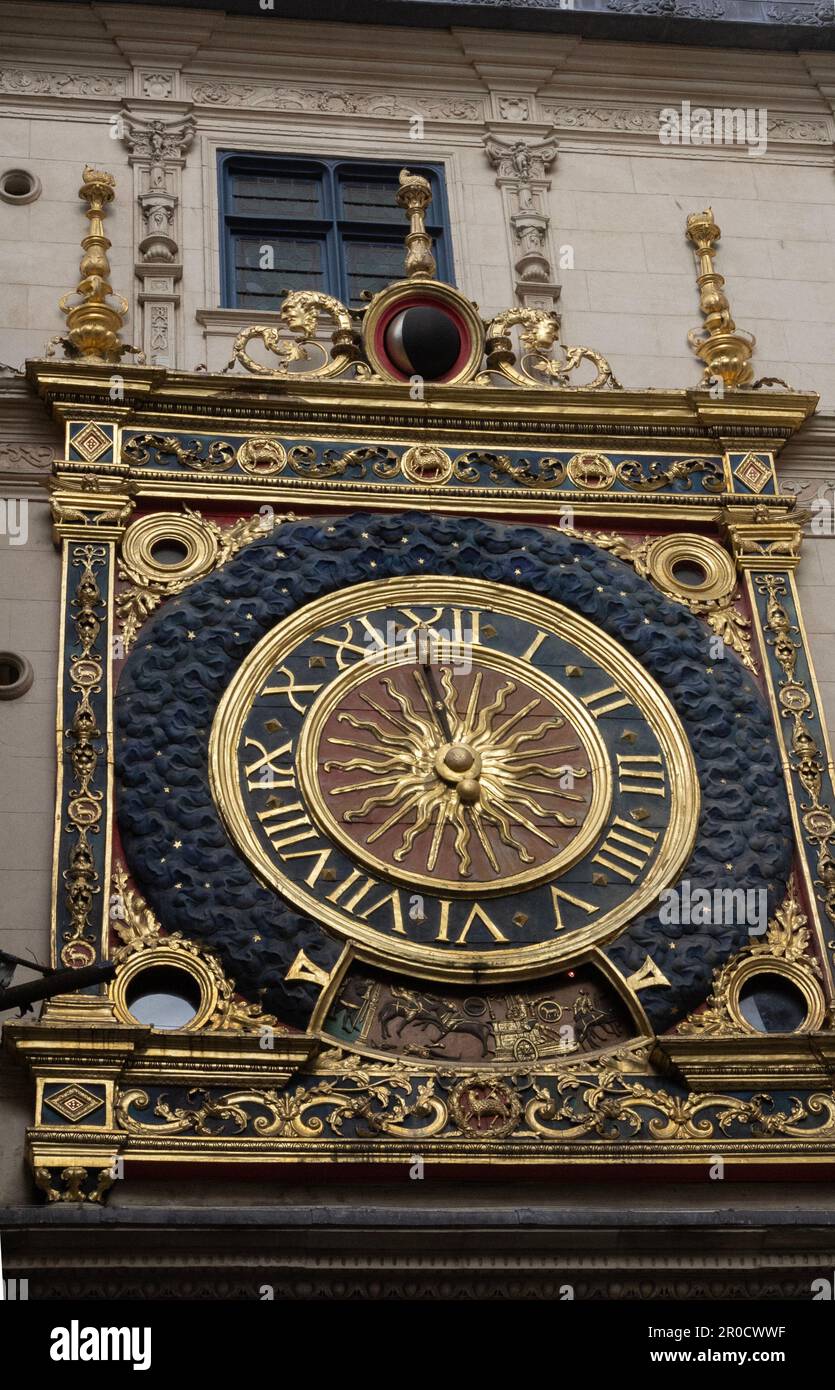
[416,635,481,806]
[420,645,453,744]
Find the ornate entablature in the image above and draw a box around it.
[7,164,835,1202]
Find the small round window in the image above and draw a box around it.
[0,652,33,700]
[0,169,41,204]
[124,964,203,1030]
[671,559,708,588]
[738,971,808,1034]
[150,538,190,567]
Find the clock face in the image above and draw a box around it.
[210,577,698,982]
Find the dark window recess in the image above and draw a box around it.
[220,156,453,310]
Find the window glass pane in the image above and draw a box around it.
[339,175,404,224]
[344,239,406,304]
[234,235,326,310]
[231,171,323,218]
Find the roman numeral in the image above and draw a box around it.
[314,616,384,668]
[326,869,406,935]
[581,684,632,718]
[244,736,295,790]
[521,630,547,663]
[592,817,659,883]
[617,754,666,798]
[257,800,318,852]
[550,885,598,932]
[261,664,323,713]
[285,949,336,990]
[435,901,507,944]
[397,606,482,646]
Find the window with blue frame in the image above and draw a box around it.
[219,154,453,312]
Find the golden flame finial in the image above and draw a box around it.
[686,207,755,390]
[395,168,437,281]
[58,166,129,362]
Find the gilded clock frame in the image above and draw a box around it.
[210,575,698,979]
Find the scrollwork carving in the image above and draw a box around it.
[225,290,366,380]
[481,308,621,390]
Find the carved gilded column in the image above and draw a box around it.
[723,504,835,1001]
[120,111,195,367]
[48,457,136,973]
[483,128,560,311]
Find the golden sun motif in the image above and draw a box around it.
[319,661,594,882]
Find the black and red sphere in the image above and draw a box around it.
[383,303,463,380]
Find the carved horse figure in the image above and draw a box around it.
[378,986,494,1057]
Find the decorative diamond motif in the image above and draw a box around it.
[72,423,111,463]
[734,452,771,494]
[47,1083,103,1123]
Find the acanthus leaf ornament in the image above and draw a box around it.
[676,884,825,1038]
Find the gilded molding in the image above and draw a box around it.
[111,1042,835,1148]
[48,474,136,543]
[722,505,805,570]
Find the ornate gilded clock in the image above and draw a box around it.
[210,574,697,981]
[116,509,792,1038]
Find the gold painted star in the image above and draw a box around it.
[173,840,182,849]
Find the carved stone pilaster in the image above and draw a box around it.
[483,126,560,311]
[120,109,195,367]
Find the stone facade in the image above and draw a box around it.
[1,0,835,1247]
